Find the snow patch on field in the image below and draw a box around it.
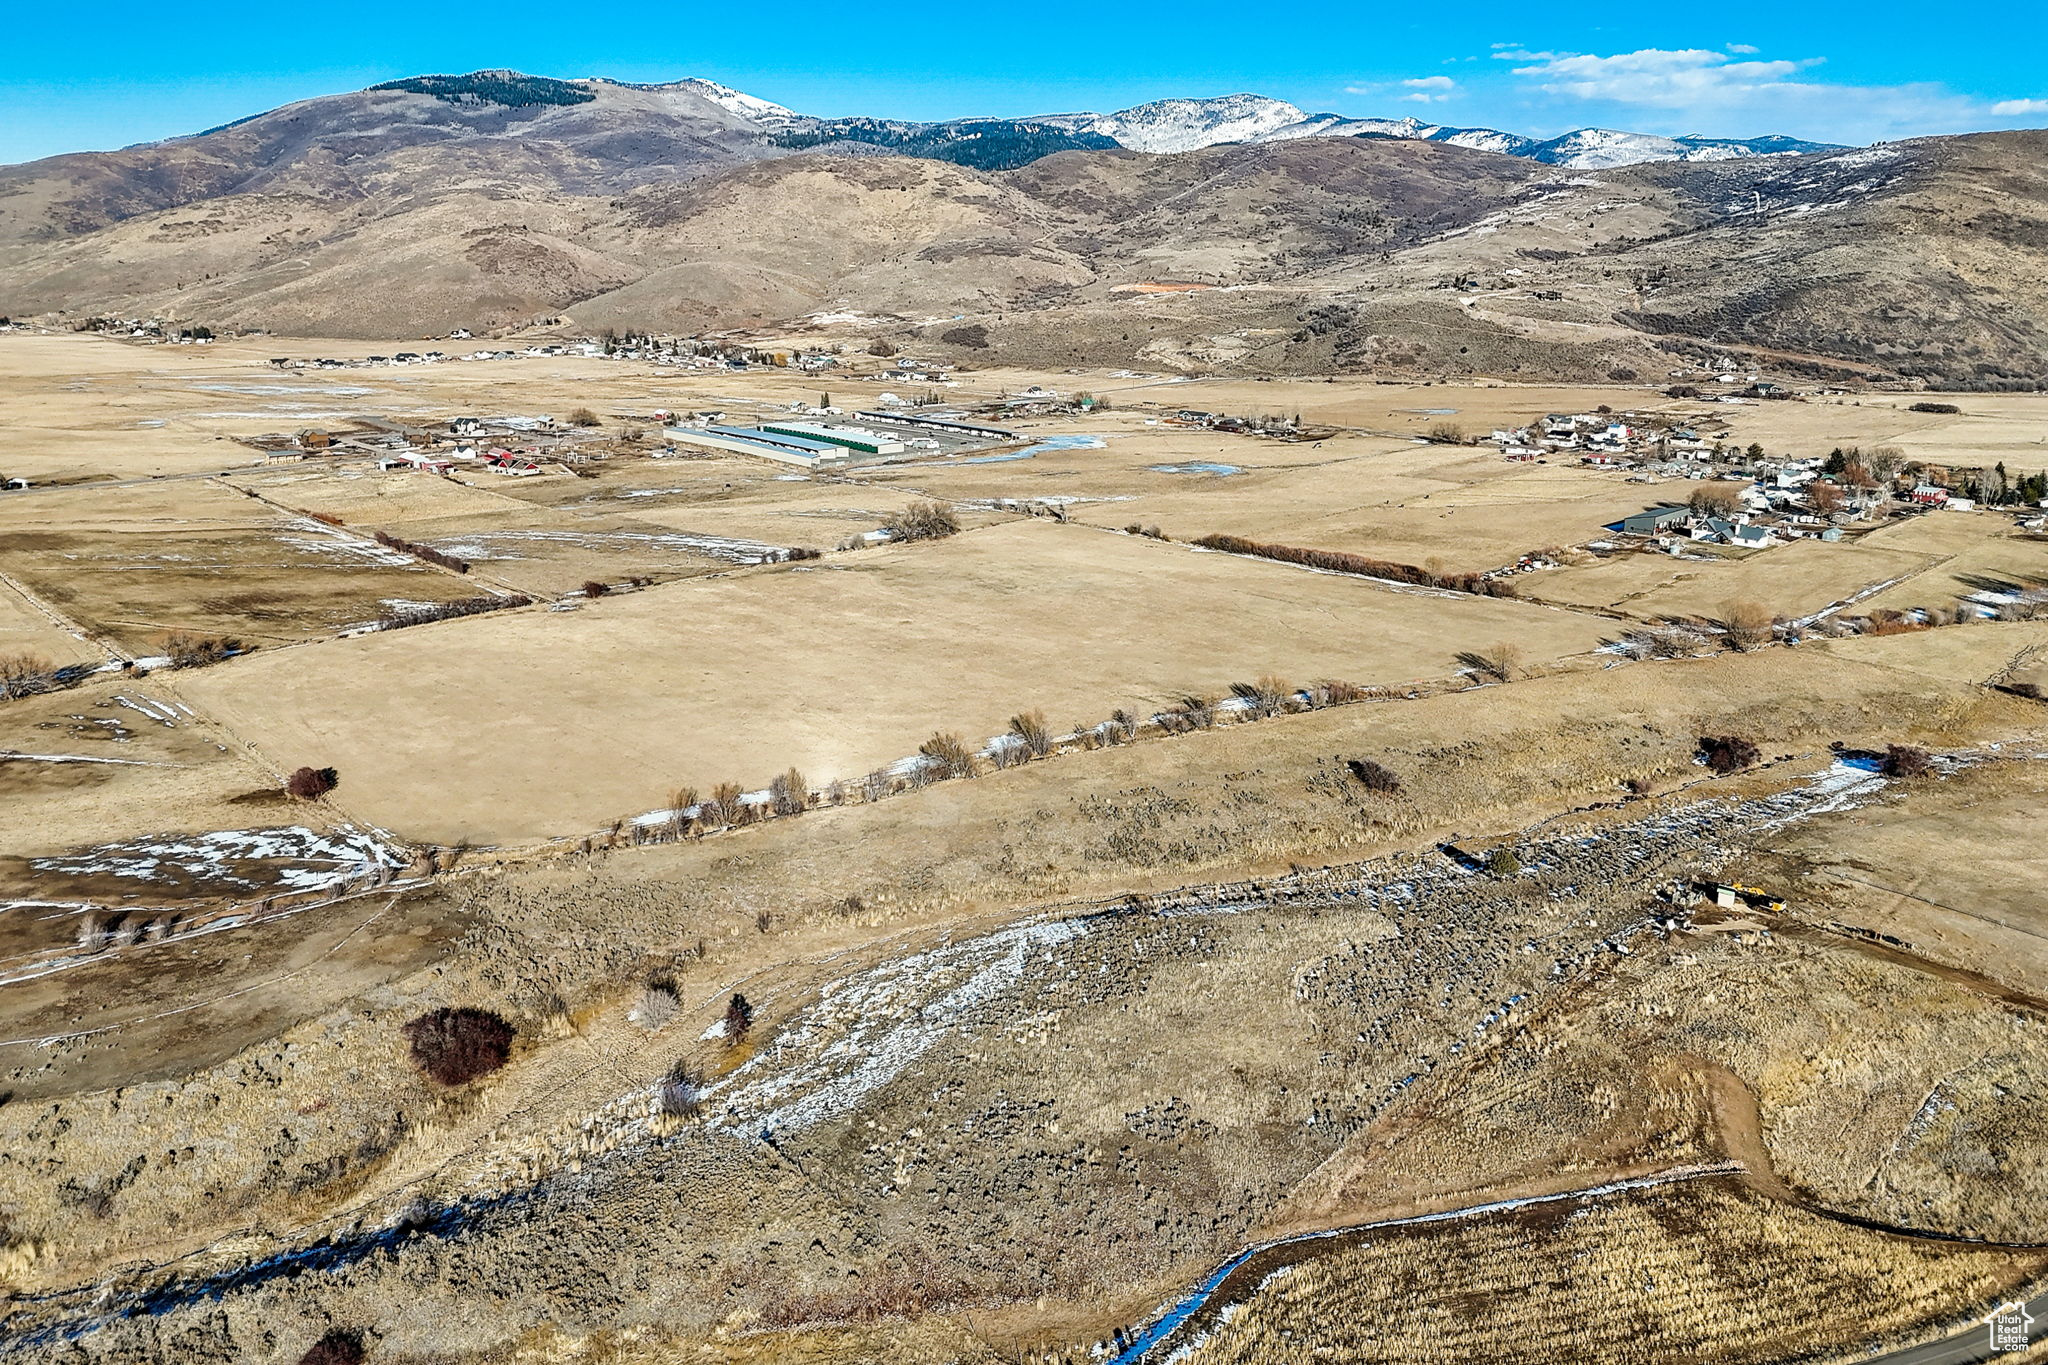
[27,826,403,894]
[428,529,784,564]
[185,382,379,397]
[279,521,418,567]
[711,918,1087,1136]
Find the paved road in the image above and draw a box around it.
[1110,1166,2048,1365]
[1866,1291,2048,1364]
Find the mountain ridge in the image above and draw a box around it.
[0,74,2039,388]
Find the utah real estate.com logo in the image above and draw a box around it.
[1988,1300,2034,1353]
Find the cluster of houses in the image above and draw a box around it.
[79,317,219,344]
[1490,412,1721,464]
[270,351,451,370]
[258,414,569,477]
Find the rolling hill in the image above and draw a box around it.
[0,73,2042,385]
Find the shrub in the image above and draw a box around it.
[939,324,990,349]
[1008,709,1054,758]
[769,767,809,816]
[1666,385,1701,399]
[1487,847,1523,876]
[1699,735,1761,775]
[867,338,898,357]
[1229,675,1292,719]
[0,652,57,700]
[1721,599,1776,650]
[919,731,979,779]
[1909,401,1961,414]
[582,580,610,598]
[1623,624,1711,659]
[633,981,680,1031]
[402,1007,514,1085]
[1099,709,1139,746]
[1608,367,1638,381]
[286,766,339,800]
[1458,643,1524,683]
[724,993,754,1041]
[1425,422,1465,445]
[657,1059,702,1118]
[1879,744,1934,778]
[164,630,241,669]
[1159,695,1216,733]
[1318,679,1369,706]
[566,406,601,426]
[296,1329,366,1365]
[1346,758,1402,794]
[882,500,960,542]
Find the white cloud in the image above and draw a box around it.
[1494,45,2020,142]
[1346,74,1459,103]
[1507,48,1821,108]
[1399,76,1456,104]
[1992,98,2048,116]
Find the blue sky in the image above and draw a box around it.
[5,0,2046,163]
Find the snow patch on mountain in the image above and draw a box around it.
[667,78,801,126]
[1048,94,1312,154]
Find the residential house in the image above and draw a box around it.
[1614,506,1692,536]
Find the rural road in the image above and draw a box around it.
[1108,1164,2048,1365]
[1864,1291,2048,1364]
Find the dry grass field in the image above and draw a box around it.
[1743,757,2048,995]
[6,331,2048,1365]
[1168,1180,2043,1365]
[1528,538,1941,620]
[881,424,1674,572]
[172,519,1617,843]
[0,477,484,652]
[1854,509,2048,613]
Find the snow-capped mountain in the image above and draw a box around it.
[576,79,1847,169]
[991,95,1844,167]
[1033,94,1314,154]
[1513,128,1844,169]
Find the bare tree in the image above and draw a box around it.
[0,652,54,700]
[769,767,809,816]
[1687,482,1747,516]
[882,501,960,542]
[702,781,745,829]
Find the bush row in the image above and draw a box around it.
[376,595,532,631]
[1192,533,1516,597]
[372,529,470,573]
